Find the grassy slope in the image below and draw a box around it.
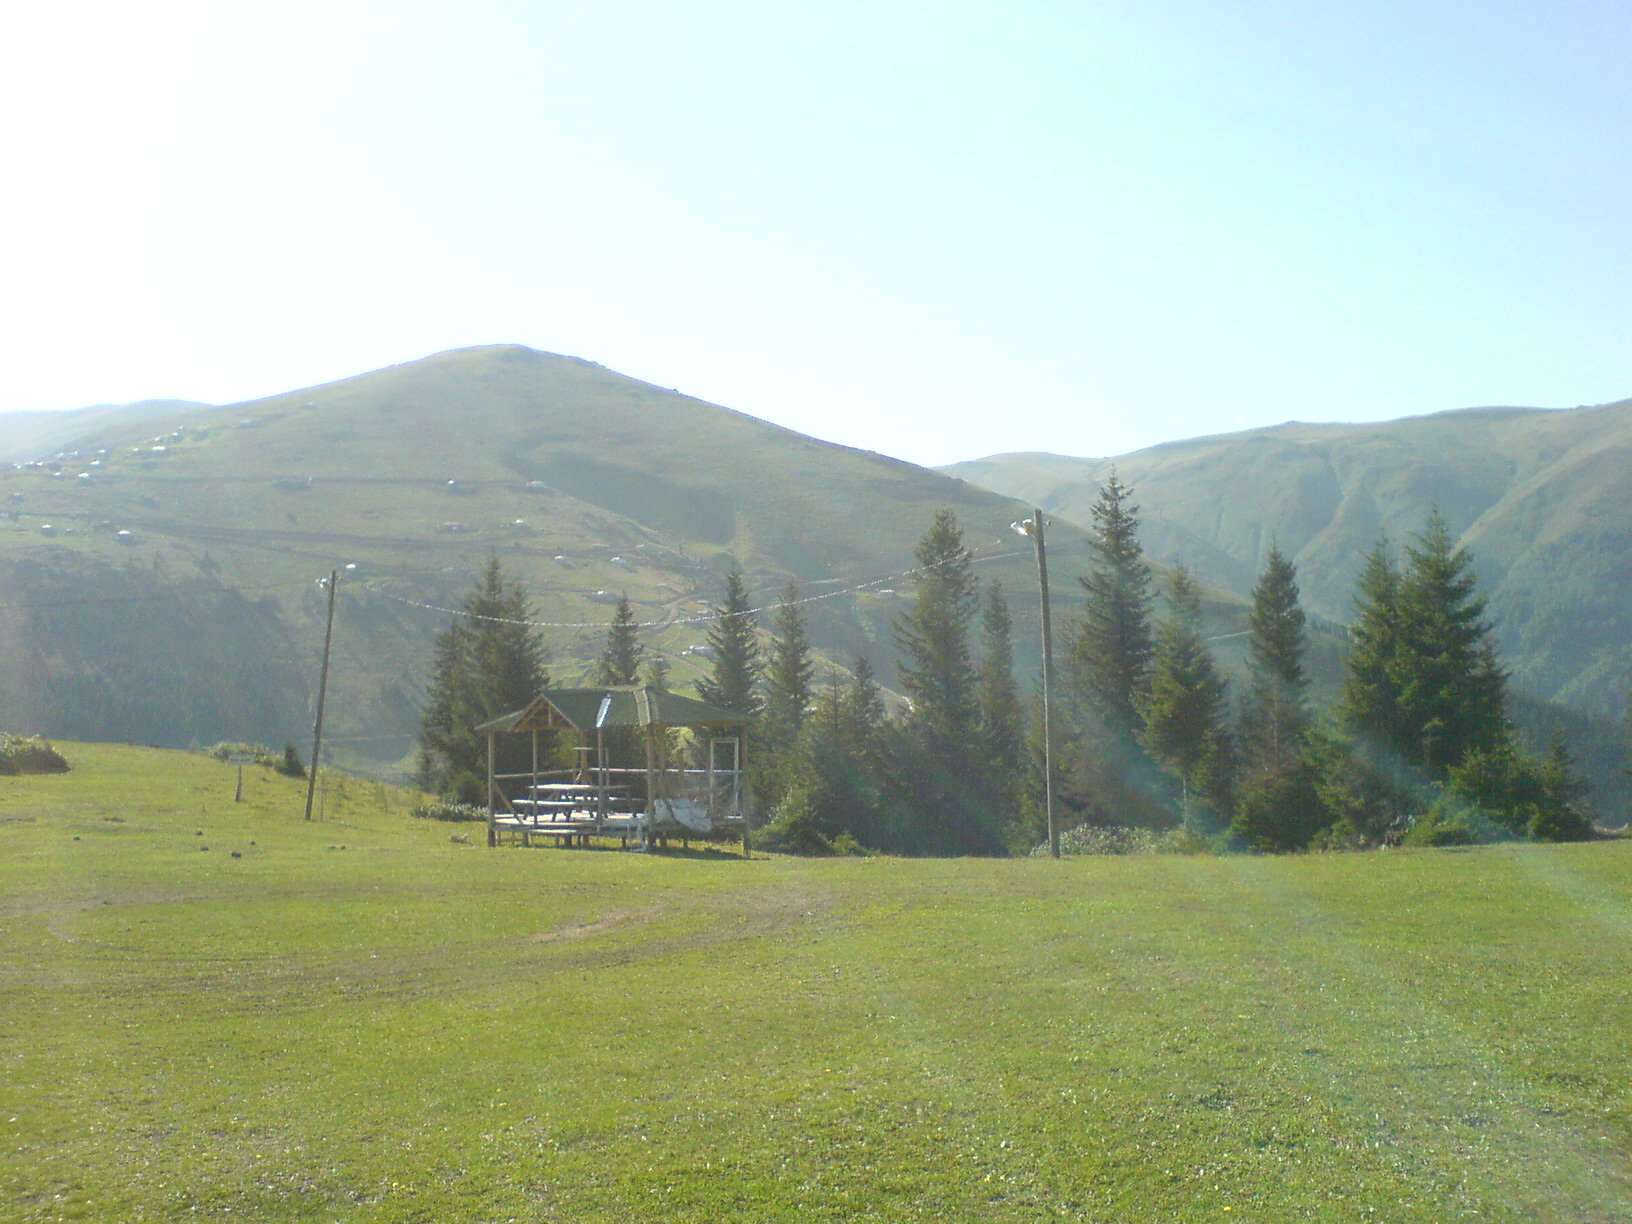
[941,398,1632,719]
[4,744,1631,1222]
[0,347,1112,773]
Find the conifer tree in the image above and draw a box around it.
[842,654,886,754]
[1341,513,1508,776]
[1234,546,1325,849]
[763,584,815,751]
[1393,510,1509,773]
[1338,538,1405,755]
[976,580,1026,806]
[697,568,762,716]
[417,556,548,803]
[1069,470,1153,733]
[892,508,1003,853]
[1242,544,1309,757]
[1137,565,1232,812]
[593,594,643,686]
[894,508,980,768]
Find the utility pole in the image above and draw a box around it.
[304,568,340,822]
[1014,510,1059,858]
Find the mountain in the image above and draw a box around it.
[942,399,1632,779]
[2,345,1166,778]
[0,401,209,465]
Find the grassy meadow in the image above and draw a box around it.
[3,744,1631,1222]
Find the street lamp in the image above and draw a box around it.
[1012,511,1059,858]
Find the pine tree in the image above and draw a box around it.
[593,594,643,686]
[697,568,762,716]
[1242,544,1309,758]
[1392,510,1509,774]
[1137,566,1232,813]
[892,508,1002,853]
[763,584,815,751]
[1069,470,1153,733]
[417,557,549,803]
[894,508,980,769]
[1338,538,1405,757]
[976,580,1026,809]
[1234,546,1324,850]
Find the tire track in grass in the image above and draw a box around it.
[1172,850,1632,1222]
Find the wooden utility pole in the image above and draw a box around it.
[304,569,340,822]
[1016,510,1059,858]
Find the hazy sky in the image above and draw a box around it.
[4,0,1628,466]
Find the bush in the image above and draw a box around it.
[1048,823,1159,856]
[1401,794,1506,847]
[410,800,488,823]
[757,806,866,856]
[0,735,69,775]
[274,743,306,779]
[1155,826,1211,855]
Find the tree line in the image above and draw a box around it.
[418,479,1598,853]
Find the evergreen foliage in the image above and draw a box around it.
[593,595,643,686]
[975,581,1026,797]
[763,671,885,854]
[1338,539,1405,755]
[891,509,1006,853]
[1340,513,1509,776]
[697,568,762,717]
[416,557,549,804]
[1068,470,1153,733]
[1394,511,1510,773]
[1242,544,1309,759]
[894,508,980,762]
[1233,547,1326,851]
[1137,566,1233,814]
[763,585,815,754]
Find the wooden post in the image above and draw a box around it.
[304,569,339,822]
[1031,509,1060,859]
[486,730,497,847]
[739,728,752,860]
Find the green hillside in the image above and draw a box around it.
[5,743,1632,1221]
[944,399,1632,722]
[1,346,1139,776]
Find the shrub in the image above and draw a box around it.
[0,735,69,775]
[1048,823,1158,856]
[274,743,307,779]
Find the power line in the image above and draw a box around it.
[374,539,1037,630]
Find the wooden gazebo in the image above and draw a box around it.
[475,686,753,852]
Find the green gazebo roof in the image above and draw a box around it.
[475,686,753,735]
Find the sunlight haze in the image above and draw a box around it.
[3,0,1627,466]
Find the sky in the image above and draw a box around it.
[2,0,1628,467]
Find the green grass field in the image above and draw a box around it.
[4,744,1630,1222]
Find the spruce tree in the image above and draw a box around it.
[893,508,1002,853]
[894,508,980,768]
[842,655,886,763]
[1393,510,1509,774]
[763,584,815,751]
[1234,546,1324,850]
[1338,538,1405,757]
[593,594,643,686]
[1069,470,1153,733]
[697,568,762,716]
[1137,565,1232,813]
[417,556,548,803]
[1243,544,1309,757]
[976,580,1026,810]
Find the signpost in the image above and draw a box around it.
[227,753,255,802]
